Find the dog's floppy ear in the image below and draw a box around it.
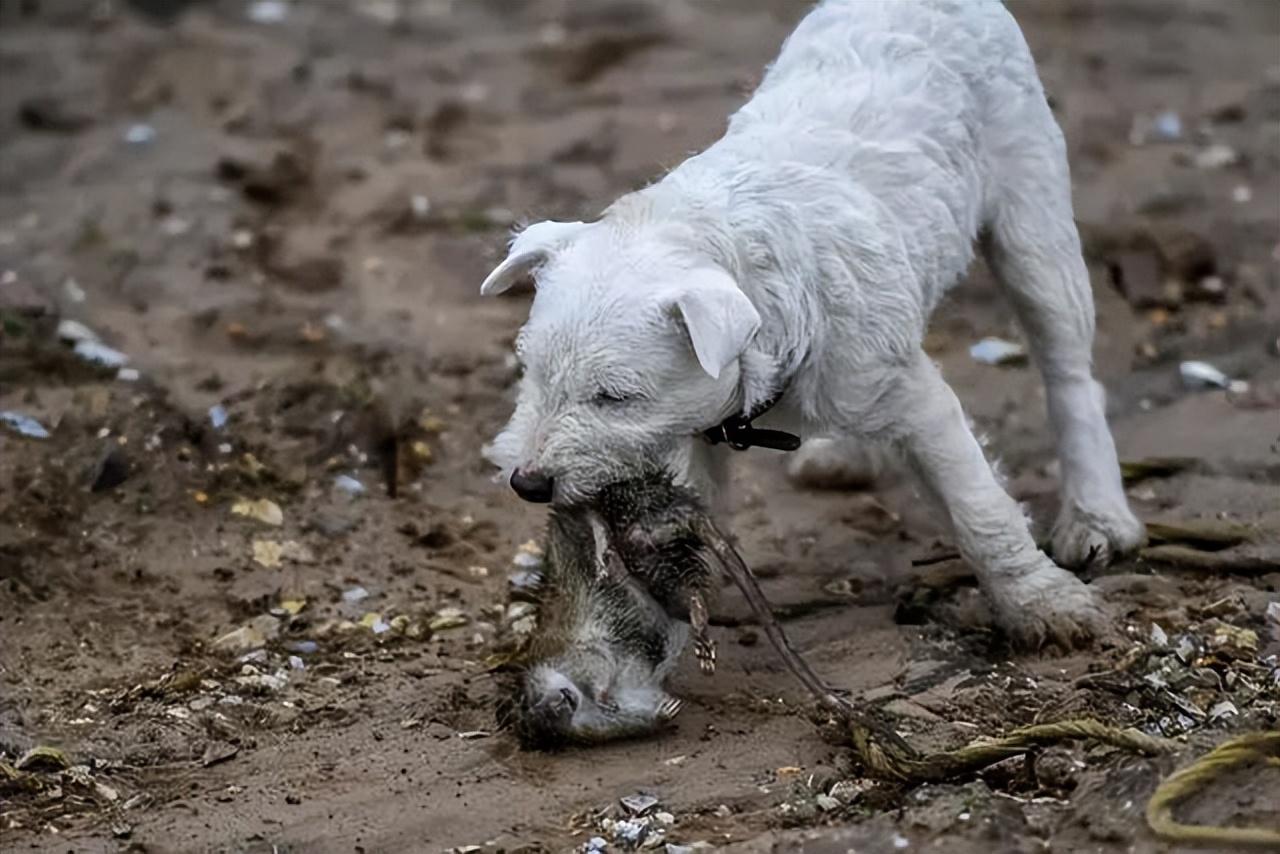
[479,220,590,296]
[670,268,761,380]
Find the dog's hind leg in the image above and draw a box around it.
[982,124,1145,569]
[890,354,1107,650]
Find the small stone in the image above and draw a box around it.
[1209,700,1238,720]
[57,318,99,344]
[828,779,870,805]
[1149,623,1169,647]
[359,612,392,634]
[334,474,365,495]
[209,405,229,429]
[252,540,285,568]
[429,607,469,631]
[248,0,288,23]
[1150,110,1182,142]
[212,615,279,654]
[621,793,660,816]
[969,337,1027,366]
[123,123,155,144]
[1180,360,1232,390]
[1,411,50,439]
[201,740,239,767]
[892,833,911,850]
[342,586,370,603]
[815,794,841,812]
[74,340,129,368]
[231,497,284,526]
[1193,143,1239,170]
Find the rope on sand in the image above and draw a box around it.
[842,715,1173,785]
[843,714,1280,848]
[1145,730,1280,850]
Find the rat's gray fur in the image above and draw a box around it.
[500,471,714,749]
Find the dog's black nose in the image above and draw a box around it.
[510,468,554,503]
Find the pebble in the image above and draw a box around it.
[0,411,51,439]
[815,793,841,812]
[123,123,155,145]
[1193,143,1239,170]
[230,496,283,528]
[342,586,370,604]
[57,318,99,343]
[117,368,140,382]
[969,337,1027,366]
[74,340,129,368]
[1150,110,1182,142]
[828,779,868,805]
[429,607,470,631]
[621,794,660,816]
[334,474,366,495]
[247,0,288,23]
[1179,360,1229,389]
[286,640,319,654]
[63,278,86,303]
[209,404,229,430]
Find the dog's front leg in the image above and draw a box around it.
[889,354,1107,650]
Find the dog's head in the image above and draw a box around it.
[481,218,762,504]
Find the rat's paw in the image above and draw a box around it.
[989,561,1110,651]
[1051,499,1146,570]
[657,696,684,722]
[694,636,717,675]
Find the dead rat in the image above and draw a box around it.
[498,469,850,749]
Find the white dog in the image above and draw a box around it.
[482,0,1145,649]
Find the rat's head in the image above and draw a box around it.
[508,629,688,750]
[480,216,762,505]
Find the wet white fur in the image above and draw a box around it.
[483,0,1145,648]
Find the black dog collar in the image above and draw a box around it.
[702,391,801,452]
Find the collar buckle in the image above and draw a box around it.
[703,413,801,453]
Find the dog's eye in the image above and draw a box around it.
[591,388,640,407]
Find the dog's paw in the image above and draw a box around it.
[786,437,880,491]
[1051,499,1146,570]
[989,561,1109,651]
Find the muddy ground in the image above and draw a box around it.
[2,0,1279,851]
